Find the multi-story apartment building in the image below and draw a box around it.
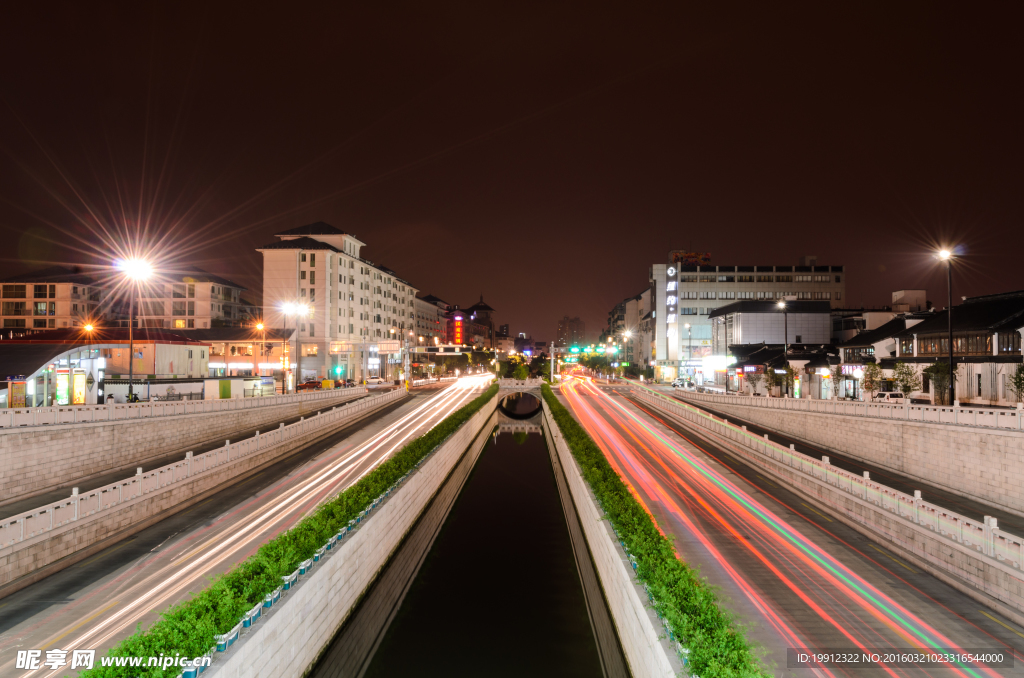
[134,270,249,330]
[556,315,586,347]
[650,254,846,381]
[0,267,107,336]
[258,222,419,382]
[414,294,450,342]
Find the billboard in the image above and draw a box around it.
[670,251,711,266]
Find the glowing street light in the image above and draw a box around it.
[116,258,153,400]
[938,247,956,405]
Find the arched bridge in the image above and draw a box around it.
[495,378,545,394]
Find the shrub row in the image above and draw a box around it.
[541,384,767,678]
[84,383,499,677]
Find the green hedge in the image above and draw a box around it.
[542,385,767,678]
[85,383,499,677]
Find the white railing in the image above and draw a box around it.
[0,388,405,551]
[411,377,458,386]
[674,389,1024,431]
[496,378,544,391]
[632,385,1024,572]
[0,388,367,429]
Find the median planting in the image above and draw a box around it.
[83,383,499,678]
[541,384,767,678]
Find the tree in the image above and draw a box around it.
[1008,363,1024,404]
[923,363,953,405]
[892,361,922,396]
[746,370,764,395]
[784,365,799,396]
[763,367,780,394]
[830,362,843,399]
[861,363,884,398]
[513,363,530,380]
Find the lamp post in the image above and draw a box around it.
[117,258,152,400]
[777,300,789,396]
[256,322,266,376]
[281,303,309,392]
[684,323,692,376]
[938,249,955,406]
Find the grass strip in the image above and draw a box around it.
[542,384,767,678]
[84,383,498,677]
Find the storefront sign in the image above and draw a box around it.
[72,373,86,405]
[742,365,761,373]
[841,365,863,376]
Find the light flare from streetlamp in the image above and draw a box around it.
[116,258,153,281]
[938,249,952,260]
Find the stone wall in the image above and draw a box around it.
[207,394,498,678]
[542,400,678,678]
[676,391,1024,517]
[0,390,364,506]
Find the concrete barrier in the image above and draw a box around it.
[541,399,678,678]
[634,385,1024,626]
[674,390,1024,518]
[0,389,405,598]
[206,393,499,678]
[0,389,367,507]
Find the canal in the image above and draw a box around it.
[311,393,619,677]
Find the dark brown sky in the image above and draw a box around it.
[1,2,1021,342]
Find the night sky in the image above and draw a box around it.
[1,2,1022,342]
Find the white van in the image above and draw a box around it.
[872,392,905,404]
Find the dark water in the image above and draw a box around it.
[498,392,542,417]
[364,430,603,678]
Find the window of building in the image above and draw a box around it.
[679,275,697,283]
[309,271,316,285]
[700,291,715,299]
[899,337,914,355]
[737,291,755,299]
[310,289,316,302]
[795,335,802,343]
[796,292,812,300]
[757,291,771,299]
[174,319,187,328]
[37,301,49,315]
[717,275,735,282]
[680,291,698,299]
[300,288,306,297]
[172,284,186,298]
[48,319,55,328]
[813,292,831,300]
[301,253,306,262]
[720,291,736,300]
[188,284,195,298]
[2,285,26,299]
[188,301,195,315]
[835,275,842,283]
[172,301,187,315]
[844,347,875,362]
[836,291,842,299]
[33,319,47,328]
[755,275,772,283]
[300,271,306,280]
[34,285,47,298]
[737,275,754,283]
[3,318,25,328]
[304,344,318,356]
[998,332,1022,353]
[795,275,812,282]
[776,275,793,283]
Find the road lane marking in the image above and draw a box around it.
[38,600,120,648]
[869,543,916,572]
[979,610,1024,640]
[756,474,779,488]
[800,502,833,522]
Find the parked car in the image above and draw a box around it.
[365,376,385,385]
[344,379,356,387]
[872,392,906,404]
[296,380,320,391]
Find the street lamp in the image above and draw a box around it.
[777,300,789,396]
[117,258,152,400]
[281,303,309,392]
[938,248,955,406]
[684,322,692,365]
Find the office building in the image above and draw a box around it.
[556,315,586,347]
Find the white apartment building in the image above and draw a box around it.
[414,294,449,342]
[135,270,249,330]
[650,255,846,381]
[1,267,106,334]
[258,222,419,382]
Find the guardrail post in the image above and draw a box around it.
[862,472,869,500]
[913,489,921,524]
[137,467,143,494]
[186,451,193,477]
[225,440,231,461]
[255,430,259,450]
[985,516,996,557]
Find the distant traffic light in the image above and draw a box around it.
[570,345,580,353]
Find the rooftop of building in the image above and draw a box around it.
[708,300,832,319]
[464,295,495,313]
[0,327,210,345]
[417,293,449,306]
[257,236,342,253]
[1,265,103,285]
[729,342,838,368]
[673,264,844,273]
[275,221,347,237]
[895,290,1024,337]
[835,317,908,348]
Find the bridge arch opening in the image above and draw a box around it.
[497,392,542,418]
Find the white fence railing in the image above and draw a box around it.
[0,388,366,430]
[0,388,405,551]
[632,386,1024,572]
[497,378,544,391]
[674,388,1024,431]
[411,377,458,386]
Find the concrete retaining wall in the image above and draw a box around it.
[542,399,678,678]
[636,387,1024,626]
[0,390,404,599]
[675,390,1024,518]
[0,389,366,507]
[207,394,498,678]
